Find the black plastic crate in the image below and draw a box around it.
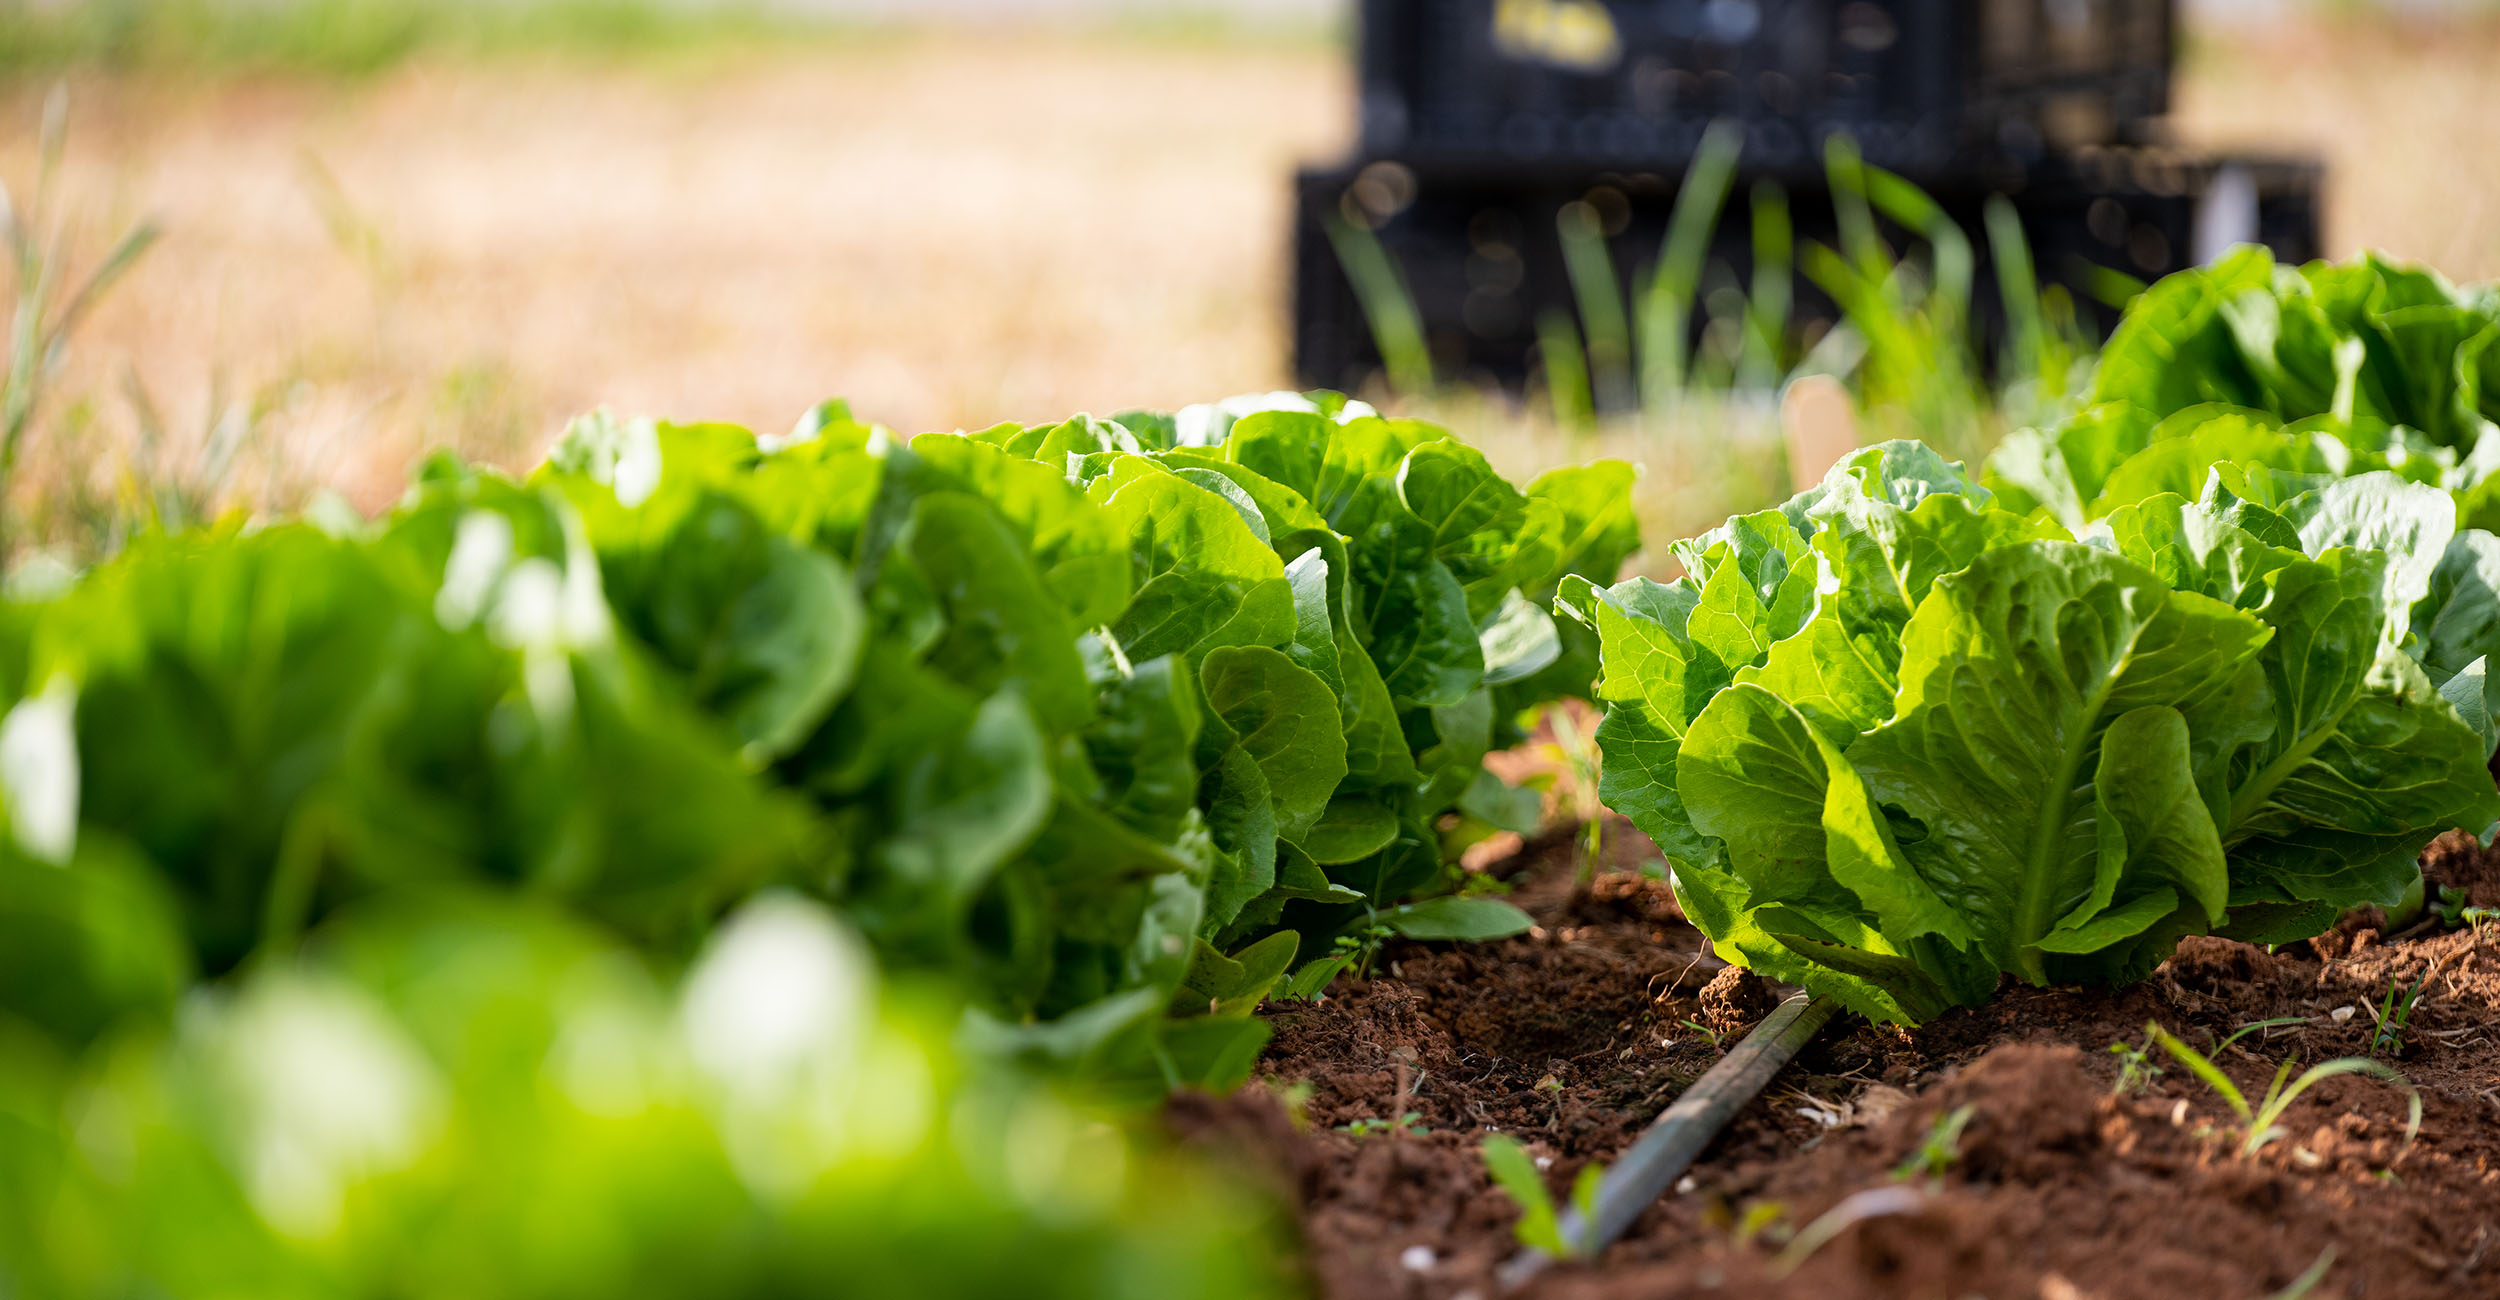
[1357,0,2175,177]
[1290,149,2322,399]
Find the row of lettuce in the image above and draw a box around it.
[0,394,1636,1296]
[1582,249,2500,1025]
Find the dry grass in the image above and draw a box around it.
[2171,11,2500,281]
[3,34,1348,516]
[4,11,2497,540]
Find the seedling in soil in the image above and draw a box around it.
[1287,924,1396,996]
[1267,1078,1316,1130]
[1677,1018,1725,1051]
[2217,1017,2311,1052]
[1770,1185,1930,1278]
[1536,703,1607,882]
[2109,1030,2164,1095]
[1340,1112,1429,1139]
[2143,1021,2422,1160]
[1481,1134,1604,1259]
[1277,928,1406,1002]
[1730,1200,1788,1247]
[1341,924,1395,978]
[2368,973,2428,1057]
[2428,885,2495,934]
[2267,1245,2338,1300]
[1890,1103,1976,1183]
[2440,885,2500,935]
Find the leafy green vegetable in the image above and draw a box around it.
[0,897,1296,1300]
[961,399,1630,977]
[0,389,1619,1293]
[1987,249,2500,534]
[1578,445,2499,1024]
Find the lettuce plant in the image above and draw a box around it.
[1572,443,2500,1024]
[0,896,1296,1300]
[1990,248,2500,534]
[0,392,1633,1103]
[962,393,1639,943]
[443,394,1628,1080]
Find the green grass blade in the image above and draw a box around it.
[2145,1022,2250,1122]
[47,219,160,349]
[2215,1017,2309,1056]
[1985,195,2043,384]
[2266,1246,2337,1300]
[1567,1161,1606,1259]
[1740,180,1792,389]
[1537,308,1595,431]
[1639,118,1742,408]
[1770,1185,1928,1278]
[1481,1133,1567,1256]
[2245,1056,2416,1157]
[1823,134,1886,283]
[1323,211,1434,398]
[1558,200,1633,412]
[1862,165,1970,318]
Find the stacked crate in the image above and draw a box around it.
[1294,0,2323,397]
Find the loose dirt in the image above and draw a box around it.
[1187,816,2500,1300]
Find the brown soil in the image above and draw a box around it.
[1185,820,2500,1300]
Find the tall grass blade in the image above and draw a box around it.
[1986,195,2044,386]
[1324,211,1435,398]
[1638,118,1742,410]
[1557,200,1633,413]
[1740,180,1791,389]
[1863,167,1970,317]
[48,220,159,351]
[1694,281,1746,391]
[1824,134,1886,282]
[1536,308,1595,430]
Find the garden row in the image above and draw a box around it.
[0,390,1630,1296]
[4,250,2499,1297]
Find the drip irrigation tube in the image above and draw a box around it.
[1497,991,1839,1290]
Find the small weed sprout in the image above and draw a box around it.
[1335,923,1395,980]
[1769,1185,1929,1278]
[1480,1133,1604,1259]
[1339,1112,1428,1139]
[2368,973,2427,1057]
[2266,1245,2338,1300]
[1276,925,1399,1003]
[1537,703,1607,879]
[2143,1021,2422,1160]
[1890,1103,1976,1183]
[2428,885,2495,935]
[2109,1030,2164,1095]
[1678,1017,1725,1051]
[1268,1078,1316,1131]
[1731,1199,1787,1247]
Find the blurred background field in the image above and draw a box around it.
[2,0,2496,552]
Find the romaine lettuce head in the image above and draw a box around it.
[1581,446,2500,1024]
